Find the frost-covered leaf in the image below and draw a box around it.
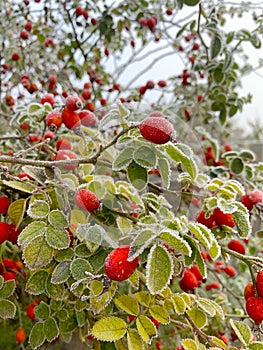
[134,291,152,307]
[112,147,134,171]
[2,180,35,193]
[45,226,70,250]
[149,305,170,324]
[45,275,65,300]
[146,244,173,294]
[22,165,47,184]
[136,315,157,343]
[48,210,68,229]
[171,294,187,314]
[35,302,50,319]
[230,319,252,346]
[158,155,171,188]
[44,317,59,342]
[134,146,157,168]
[18,221,47,248]
[29,322,45,349]
[232,202,251,238]
[27,200,50,219]
[0,300,16,319]
[230,157,244,175]
[115,295,140,316]
[26,270,48,295]
[92,317,127,341]
[248,343,263,350]
[28,103,43,115]
[159,230,192,256]
[76,224,103,252]
[186,306,207,329]
[51,261,71,284]
[0,280,15,299]
[117,216,133,235]
[181,338,198,350]
[210,33,223,59]
[127,329,144,350]
[7,198,27,228]
[127,161,148,191]
[188,223,211,249]
[208,238,221,260]
[70,258,93,280]
[23,236,53,269]
[90,281,118,314]
[164,143,197,180]
[129,229,157,261]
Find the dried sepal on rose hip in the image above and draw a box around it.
[74,188,100,212]
[104,245,139,281]
[139,116,174,144]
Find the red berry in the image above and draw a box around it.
[48,75,57,84]
[250,190,263,205]
[27,304,36,320]
[146,80,155,89]
[192,43,200,50]
[75,6,83,16]
[16,328,26,343]
[166,8,173,15]
[213,208,235,228]
[147,17,156,30]
[91,18,97,25]
[2,258,16,270]
[41,93,55,106]
[156,340,162,349]
[11,53,20,61]
[79,110,97,127]
[45,111,62,129]
[179,269,198,292]
[244,282,256,300]
[190,264,203,284]
[44,131,55,140]
[20,30,29,40]
[55,150,78,170]
[149,111,164,118]
[151,318,160,328]
[24,20,32,31]
[104,245,139,281]
[139,17,147,27]
[256,270,263,298]
[227,239,245,255]
[240,194,253,211]
[223,265,236,277]
[195,210,215,228]
[8,224,21,244]
[3,271,16,281]
[0,196,10,215]
[157,80,167,88]
[139,117,173,144]
[74,189,100,212]
[62,107,81,130]
[65,95,83,111]
[246,297,263,324]
[56,138,71,150]
[139,86,147,95]
[0,222,10,244]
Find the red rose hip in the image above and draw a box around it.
[139,116,174,144]
[104,245,139,281]
[246,297,263,324]
[74,189,100,212]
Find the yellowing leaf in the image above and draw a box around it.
[7,198,27,228]
[136,315,157,343]
[115,295,140,316]
[127,329,144,350]
[92,317,127,342]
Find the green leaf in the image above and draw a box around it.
[223,50,233,72]
[188,223,211,249]
[48,210,68,229]
[183,0,200,5]
[0,300,16,319]
[0,280,16,298]
[18,221,47,248]
[133,146,157,168]
[51,261,71,284]
[90,281,118,314]
[27,200,50,219]
[136,315,157,343]
[232,203,251,238]
[55,248,74,262]
[45,226,70,250]
[115,295,140,316]
[127,329,144,350]
[158,156,171,188]
[76,224,103,252]
[22,165,47,184]
[26,270,48,295]
[181,338,198,350]
[0,276,3,290]
[159,230,192,256]
[134,291,152,307]
[186,306,207,329]
[146,244,173,294]
[2,180,35,193]
[127,161,148,191]
[195,248,207,279]
[23,236,53,269]
[130,229,157,261]
[248,343,263,350]
[35,302,50,319]
[7,198,27,227]
[210,33,223,59]
[149,305,170,324]
[208,238,221,260]
[76,310,86,327]
[92,317,127,342]
[112,147,134,171]
[164,143,197,180]
[230,319,252,346]
[28,103,43,115]
[197,298,216,317]
[70,258,93,280]
[46,275,65,300]
[238,150,255,161]
[230,157,244,175]
[29,322,46,349]
[171,294,187,314]
[44,317,59,342]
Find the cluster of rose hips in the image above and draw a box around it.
[240,189,263,211]
[139,79,167,96]
[0,196,21,245]
[0,258,24,281]
[196,208,235,229]
[138,15,158,32]
[245,271,263,324]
